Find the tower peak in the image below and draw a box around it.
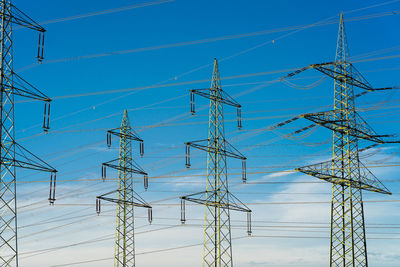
[335,13,350,62]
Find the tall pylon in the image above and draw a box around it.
[280,14,399,266]
[180,59,252,267]
[0,1,57,266]
[96,110,152,267]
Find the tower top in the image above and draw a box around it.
[122,109,130,129]
[335,13,350,63]
[211,58,221,90]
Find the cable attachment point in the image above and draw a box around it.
[180,198,186,224]
[237,106,242,130]
[190,90,195,115]
[185,143,191,168]
[37,31,45,63]
[48,171,57,205]
[42,101,51,132]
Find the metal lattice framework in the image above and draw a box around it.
[96,110,152,267]
[180,59,252,267]
[0,1,57,266]
[280,14,399,266]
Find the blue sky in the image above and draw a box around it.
[10,0,400,266]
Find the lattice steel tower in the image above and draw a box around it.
[0,1,57,266]
[180,59,252,267]
[96,110,152,267]
[280,14,399,266]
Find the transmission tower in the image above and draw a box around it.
[0,1,57,266]
[180,59,252,267]
[96,110,152,267]
[280,14,399,266]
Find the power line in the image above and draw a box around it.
[37,0,174,26]
[17,8,400,73]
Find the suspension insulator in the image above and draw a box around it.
[42,101,51,132]
[148,208,153,224]
[48,172,57,205]
[237,107,242,130]
[107,132,111,148]
[101,164,106,180]
[180,198,186,224]
[242,160,247,183]
[185,144,191,168]
[144,175,149,191]
[247,211,252,236]
[37,31,45,62]
[96,198,101,215]
[140,141,144,157]
[190,91,195,115]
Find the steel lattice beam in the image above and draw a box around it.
[180,59,251,267]
[96,110,151,267]
[0,1,56,266]
[280,13,397,267]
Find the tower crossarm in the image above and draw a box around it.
[96,190,152,223]
[97,190,152,209]
[281,61,372,90]
[102,158,147,177]
[281,62,397,94]
[3,4,45,32]
[7,142,56,172]
[310,62,373,90]
[2,4,47,61]
[190,86,243,129]
[7,72,51,101]
[190,88,241,109]
[180,190,252,235]
[107,128,143,142]
[5,72,53,131]
[184,139,247,182]
[106,126,144,155]
[181,190,251,212]
[185,139,246,160]
[296,160,391,195]
[301,110,390,143]
[2,142,58,204]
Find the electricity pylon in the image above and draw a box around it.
[180,59,251,267]
[96,110,152,267]
[280,14,399,266]
[0,1,57,266]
